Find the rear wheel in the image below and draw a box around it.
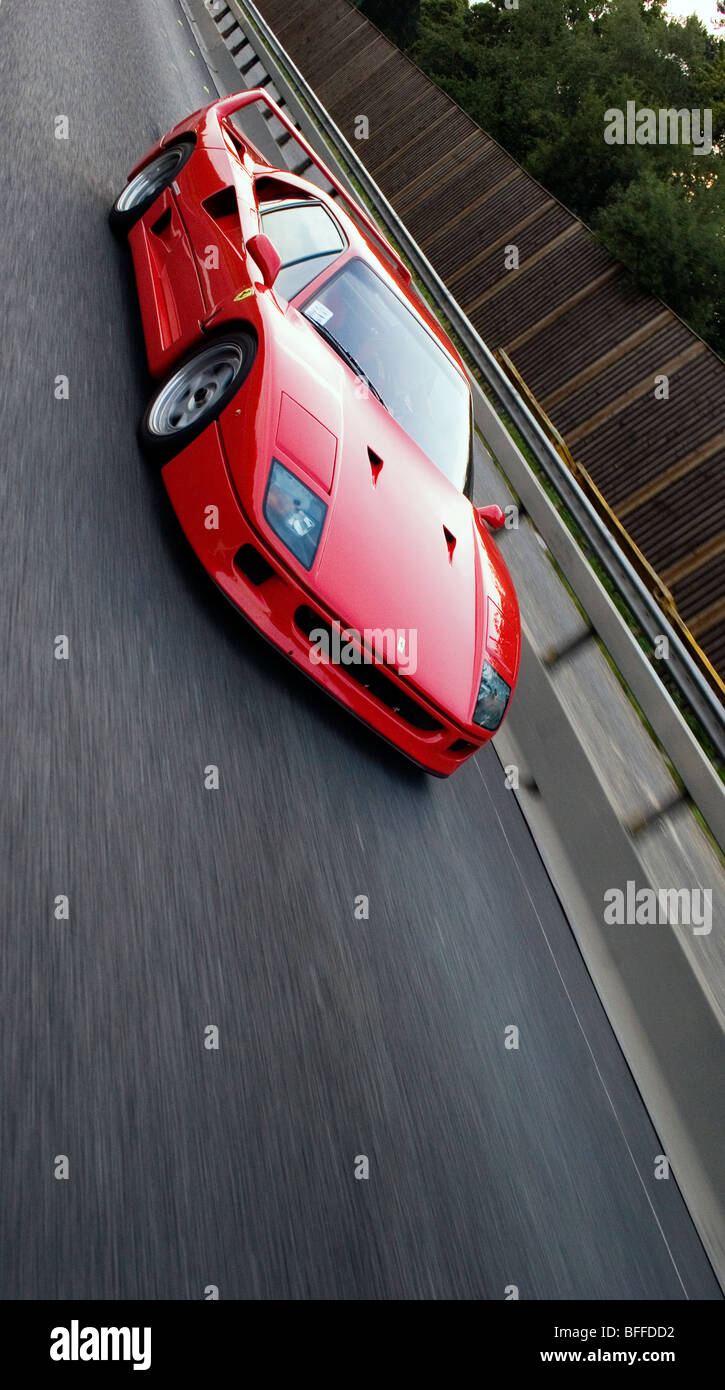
[109,140,194,237]
[139,330,256,463]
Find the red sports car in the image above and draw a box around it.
[111,90,520,775]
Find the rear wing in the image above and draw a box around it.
[213,89,412,290]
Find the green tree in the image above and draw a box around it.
[594,173,725,351]
[356,0,420,48]
[361,0,725,356]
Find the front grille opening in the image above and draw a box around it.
[449,738,476,755]
[234,544,275,586]
[294,606,442,732]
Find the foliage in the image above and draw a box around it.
[356,0,725,355]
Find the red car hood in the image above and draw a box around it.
[222,299,515,725]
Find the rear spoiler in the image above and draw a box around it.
[212,88,412,290]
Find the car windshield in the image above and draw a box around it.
[302,257,470,489]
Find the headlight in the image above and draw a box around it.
[263,459,328,570]
[473,660,510,731]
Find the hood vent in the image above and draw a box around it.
[443,525,456,562]
[368,447,383,485]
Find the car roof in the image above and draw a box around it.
[252,165,469,385]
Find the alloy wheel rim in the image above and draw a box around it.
[116,147,186,213]
[147,342,246,436]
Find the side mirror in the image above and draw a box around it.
[247,233,281,288]
[476,504,506,531]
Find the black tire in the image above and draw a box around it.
[139,329,257,464]
[109,138,195,238]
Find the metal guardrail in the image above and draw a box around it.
[229,0,725,768]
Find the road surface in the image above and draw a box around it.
[0,0,719,1298]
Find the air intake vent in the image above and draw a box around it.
[443,525,456,561]
[202,186,243,254]
[294,606,442,732]
[203,186,238,221]
[368,447,383,484]
[234,545,275,586]
[151,207,172,236]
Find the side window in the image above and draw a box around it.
[260,201,345,299]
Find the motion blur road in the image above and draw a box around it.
[0,0,720,1299]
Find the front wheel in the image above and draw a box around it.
[109,140,194,237]
[139,330,257,463]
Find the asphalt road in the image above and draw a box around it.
[0,0,720,1299]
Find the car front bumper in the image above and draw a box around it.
[161,426,489,776]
